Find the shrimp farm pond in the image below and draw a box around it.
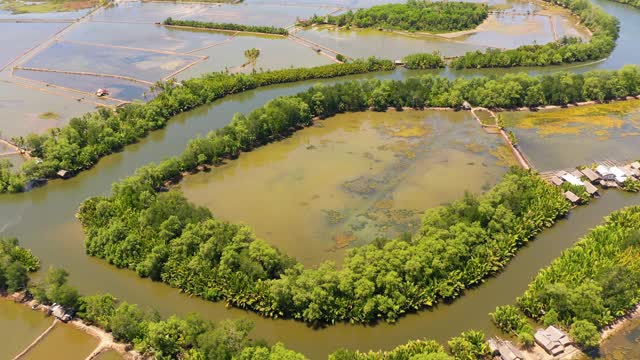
[1,0,640,358]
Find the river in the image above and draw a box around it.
[1,0,640,358]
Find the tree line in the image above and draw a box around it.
[2,238,499,359]
[451,0,619,69]
[0,58,394,193]
[298,0,488,33]
[516,206,640,350]
[163,17,289,36]
[401,52,445,69]
[3,65,640,194]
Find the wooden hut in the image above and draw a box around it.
[56,170,71,179]
[49,304,73,322]
[570,170,584,180]
[564,191,580,204]
[535,325,572,356]
[462,101,472,110]
[584,181,599,196]
[631,161,640,170]
[549,176,564,186]
[496,340,524,360]
[580,168,600,183]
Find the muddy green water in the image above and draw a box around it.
[0,299,51,358]
[598,319,640,359]
[1,0,640,358]
[22,323,99,360]
[181,110,509,265]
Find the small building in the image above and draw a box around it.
[580,168,600,183]
[561,173,583,186]
[549,176,564,186]
[621,166,635,178]
[610,167,626,179]
[488,338,500,356]
[462,101,472,110]
[584,181,599,196]
[535,325,572,356]
[49,304,73,322]
[95,88,110,97]
[570,169,584,180]
[496,340,524,360]
[596,165,611,177]
[394,59,404,65]
[56,169,71,179]
[631,161,640,170]
[564,191,580,204]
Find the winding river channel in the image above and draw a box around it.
[1,0,640,358]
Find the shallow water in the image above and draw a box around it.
[598,319,640,359]
[503,101,640,170]
[0,299,52,358]
[0,22,67,69]
[181,111,509,265]
[22,323,99,360]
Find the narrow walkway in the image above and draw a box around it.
[470,106,533,170]
[13,319,58,360]
[14,66,155,86]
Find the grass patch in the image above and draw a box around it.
[39,111,59,120]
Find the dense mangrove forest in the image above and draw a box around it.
[517,206,640,348]
[298,0,488,33]
[451,0,619,69]
[162,18,290,36]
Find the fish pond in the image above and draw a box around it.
[181,110,512,265]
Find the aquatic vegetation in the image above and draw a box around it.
[38,112,60,120]
[402,52,445,69]
[490,144,519,167]
[622,178,640,192]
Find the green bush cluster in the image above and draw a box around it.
[402,53,445,69]
[490,305,535,347]
[0,238,39,293]
[451,0,619,69]
[518,206,640,349]
[1,58,394,193]
[299,0,488,33]
[163,17,289,36]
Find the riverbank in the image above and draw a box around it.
[1,294,143,360]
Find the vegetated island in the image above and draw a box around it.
[451,0,619,68]
[489,205,640,354]
[162,17,289,36]
[297,0,489,34]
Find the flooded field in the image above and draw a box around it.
[0,299,52,358]
[181,110,510,265]
[23,323,99,360]
[503,101,640,170]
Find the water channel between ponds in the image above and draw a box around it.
[1,0,640,358]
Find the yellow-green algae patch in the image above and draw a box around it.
[503,100,640,137]
[180,111,510,265]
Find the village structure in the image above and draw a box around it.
[543,160,640,205]
[489,325,580,360]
